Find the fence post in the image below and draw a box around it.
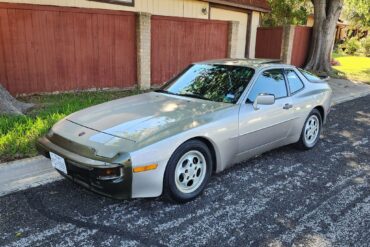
[228,21,239,59]
[136,12,151,90]
[247,11,260,59]
[281,25,295,64]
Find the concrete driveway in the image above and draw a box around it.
[0,94,369,246]
[328,78,370,104]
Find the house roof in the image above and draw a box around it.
[204,0,271,12]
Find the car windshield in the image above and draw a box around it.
[158,64,255,104]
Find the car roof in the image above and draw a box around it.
[194,58,296,70]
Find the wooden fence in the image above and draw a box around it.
[255,26,313,67]
[255,27,283,60]
[0,3,137,95]
[151,15,229,85]
[291,26,312,67]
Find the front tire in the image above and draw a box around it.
[296,109,322,150]
[164,140,213,203]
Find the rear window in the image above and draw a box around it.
[298,68,322,82]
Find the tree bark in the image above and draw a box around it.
[0,84,34,115]
[305,0,343,74]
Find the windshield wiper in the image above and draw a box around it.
[156,90,211,101]
[177,93,210,101]
[155,89,177,95]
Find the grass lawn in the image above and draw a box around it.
[332,53,370,83]
[0,89,141,163]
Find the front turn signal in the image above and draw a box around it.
[133,164,158,173]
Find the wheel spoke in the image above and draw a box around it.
[176,165,185,177]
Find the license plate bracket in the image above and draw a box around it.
[50,152,68,174]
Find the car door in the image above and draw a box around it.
[237,68,295,156]
[283,68,311,139]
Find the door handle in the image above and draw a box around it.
[283,103,293,110]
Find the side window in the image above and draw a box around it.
[247,69,287,102]
[286,70,304,94]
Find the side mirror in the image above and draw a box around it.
[253,94,275,110]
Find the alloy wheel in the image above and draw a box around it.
[304,115,320,145]
[174,150,207,194]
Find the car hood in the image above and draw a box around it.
[66,92,231,144]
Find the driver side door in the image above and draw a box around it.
[237,69,295,157]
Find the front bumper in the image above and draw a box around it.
[36,137,132,199]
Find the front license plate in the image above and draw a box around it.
[50,152,68,174]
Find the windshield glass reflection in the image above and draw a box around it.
[159,64,255,104]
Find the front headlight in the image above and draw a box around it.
[95,166,124,180]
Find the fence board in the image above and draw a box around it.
[291,26,312,67]
[255,27,283,59]
[151,15,229,85]
[0,3,137,95]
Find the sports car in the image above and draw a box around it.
[37,59,332,202]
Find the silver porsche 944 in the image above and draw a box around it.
[37,59,332,202]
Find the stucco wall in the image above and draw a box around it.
[210,7,247,58]
[1,0,209,18]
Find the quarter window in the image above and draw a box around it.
[286,70,304,94]
[247,69,287,102]
[298,68,322,82]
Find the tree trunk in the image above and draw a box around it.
[0,84,34,115]
[305,0,343,74]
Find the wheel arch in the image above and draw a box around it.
[186,136,219,173]
[313,105,325,123]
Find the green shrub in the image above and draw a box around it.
[340,37,361,55]
[360,36,370,57]
[339,36,370,57]
[333,45,346,55]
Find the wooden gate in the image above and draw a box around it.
[0,3,137,95]
[151,16,229,85]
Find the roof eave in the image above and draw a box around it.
[204,0,271,13]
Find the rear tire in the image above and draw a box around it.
[163,140,212,203]
[296,109,322,150]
